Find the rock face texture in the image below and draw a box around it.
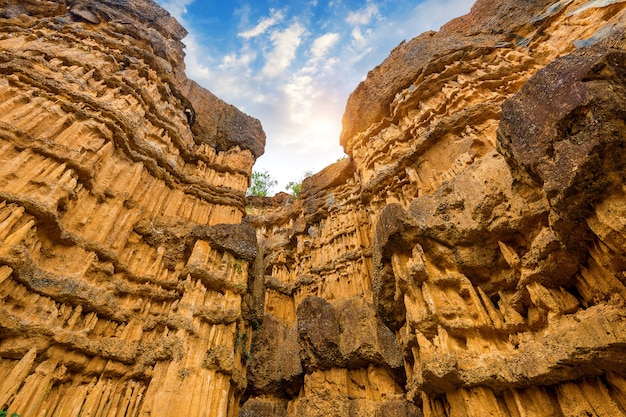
[2,0,626,417]
[0,0,264,416]
[244,0,626,416]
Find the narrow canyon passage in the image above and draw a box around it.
[0,1,625,416]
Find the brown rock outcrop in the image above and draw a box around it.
[179,79,265,159]
[244,0,626,416]
[0,1,263,416]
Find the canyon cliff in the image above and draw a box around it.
[0,0,263,416]
[0,1,625,417]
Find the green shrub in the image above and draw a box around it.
[285,170,313,198]
[247,170,277,197]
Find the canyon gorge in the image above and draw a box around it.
[0,0,625,416]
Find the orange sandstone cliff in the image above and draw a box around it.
[244,0,626,416]
[0,0,264,416]
[1,1,626,417]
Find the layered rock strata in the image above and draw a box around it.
[0,1,264,416]
[243,0,626,416]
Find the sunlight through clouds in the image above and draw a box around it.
[155,0,476,191]
[282,74,315,125]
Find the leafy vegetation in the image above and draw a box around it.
[285,180,302,198]
[247,170,277,197]
[285,170,313,198]
[0,410,19,417]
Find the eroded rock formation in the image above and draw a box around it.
[0,0,264,416]
[244,0,626,416]
[2,0,626,416]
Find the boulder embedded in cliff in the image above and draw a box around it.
[335,297,404,375]
[297,296,342,371]
[373,203,419,330]
[300,158,354,200]
[179,79,266,159]
[240,398,289,417]
[246,315,303,396]
[498,46,626,246]
[192,223,258,262]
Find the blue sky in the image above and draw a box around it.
[155,0,475,192]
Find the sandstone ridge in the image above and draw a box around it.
[245,0,626,416]
[0,0,263,416]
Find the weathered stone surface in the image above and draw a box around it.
[179,78,266,159]
[498,47,626,247]
[244,1,626,416]
[0,0,263,416]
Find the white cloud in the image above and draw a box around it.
[220,48,256,74]
[261,22,306,78]
[346,3,380,26]
[321,57,339,72]
[282,75,315,125]
[238,8,285,39]
[311,32,340,59]
[350,27,366,46]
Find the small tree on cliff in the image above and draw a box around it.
[247,170,277,197]
[285,170,313,198]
